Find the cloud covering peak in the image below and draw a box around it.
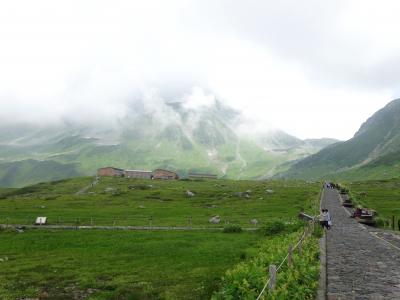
[0,0,399,139]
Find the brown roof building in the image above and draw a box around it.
[97,167,124,177]
[124,170,153,179]
[152,169,179,180]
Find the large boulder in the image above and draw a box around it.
[250,219,258,225]
[186,190,195,197]
[209,215,221,224]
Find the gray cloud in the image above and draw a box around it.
[0,0,399,140]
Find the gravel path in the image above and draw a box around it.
[322,188,400,299]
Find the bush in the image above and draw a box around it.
[374,217,388,228]
[213,230,320,300]
[223,225,243,233]
[312,224,323,238]
[261,220,286,236]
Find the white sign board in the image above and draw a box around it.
[35,217,47,225]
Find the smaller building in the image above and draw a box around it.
[35,217,47,225]
[97,167,124,177]
[153,169,179,180]
[188,173,218,180]
[124,169,153,179]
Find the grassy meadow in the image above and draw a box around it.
[0,177,320,227]
[347,178,400,228]
[0,177,321,299]
[0,230,262,300]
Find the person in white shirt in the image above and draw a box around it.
[318,209,331,229]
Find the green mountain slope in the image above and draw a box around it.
[281,98,400,180]
[0,101,337,187]
[0,159,81,187]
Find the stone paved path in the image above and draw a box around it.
[322,188,400,300]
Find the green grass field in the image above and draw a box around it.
[0,230,262,300]
[0,177,321,299]
[347,178,400,227]
[0,177,320,227]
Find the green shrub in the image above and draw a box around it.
[312,224,323,238]
[213,230,320,300]
[374,217,388,228]
[261,220,286,236]
[223,225,243,233]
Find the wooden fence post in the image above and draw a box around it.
[268,264,276,291]
[392,216,395,230]
[298,239,302,256]
[149,216,153,228]
[398,218,400,231]
[288,244,293,267]
[305,225,309,238]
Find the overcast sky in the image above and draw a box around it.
[1,0,400,140]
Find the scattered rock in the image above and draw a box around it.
[250,219,259,225]
[138,205,145,209]
[16,228,24,233]
[38,291,49,299]
[105,187,114,192]
[186,190,195,197]
[266,189,274,194]
[205,204,218,208]
[209,215,221,224]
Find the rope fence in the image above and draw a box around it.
[255,220,314,300]
[0,215,283,228]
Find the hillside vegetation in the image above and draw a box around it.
[0,100,337,187]
[281,99,400,180]
[0,177,320,227]
[0,177,321,299]
[345,178,400,228]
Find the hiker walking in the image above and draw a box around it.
[326,209,332,229]
[318,209,331,230]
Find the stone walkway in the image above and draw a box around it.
[322,188,400,300]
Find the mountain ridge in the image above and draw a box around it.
[280,98,400,180]
[0,99,337,187]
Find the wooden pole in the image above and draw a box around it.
[288,244,293,267]
[268,264,276,291]
[392,216,395,230]
[298,239,302,256]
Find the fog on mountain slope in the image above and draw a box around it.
[281,98,400,180]
[0,97,337,187]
